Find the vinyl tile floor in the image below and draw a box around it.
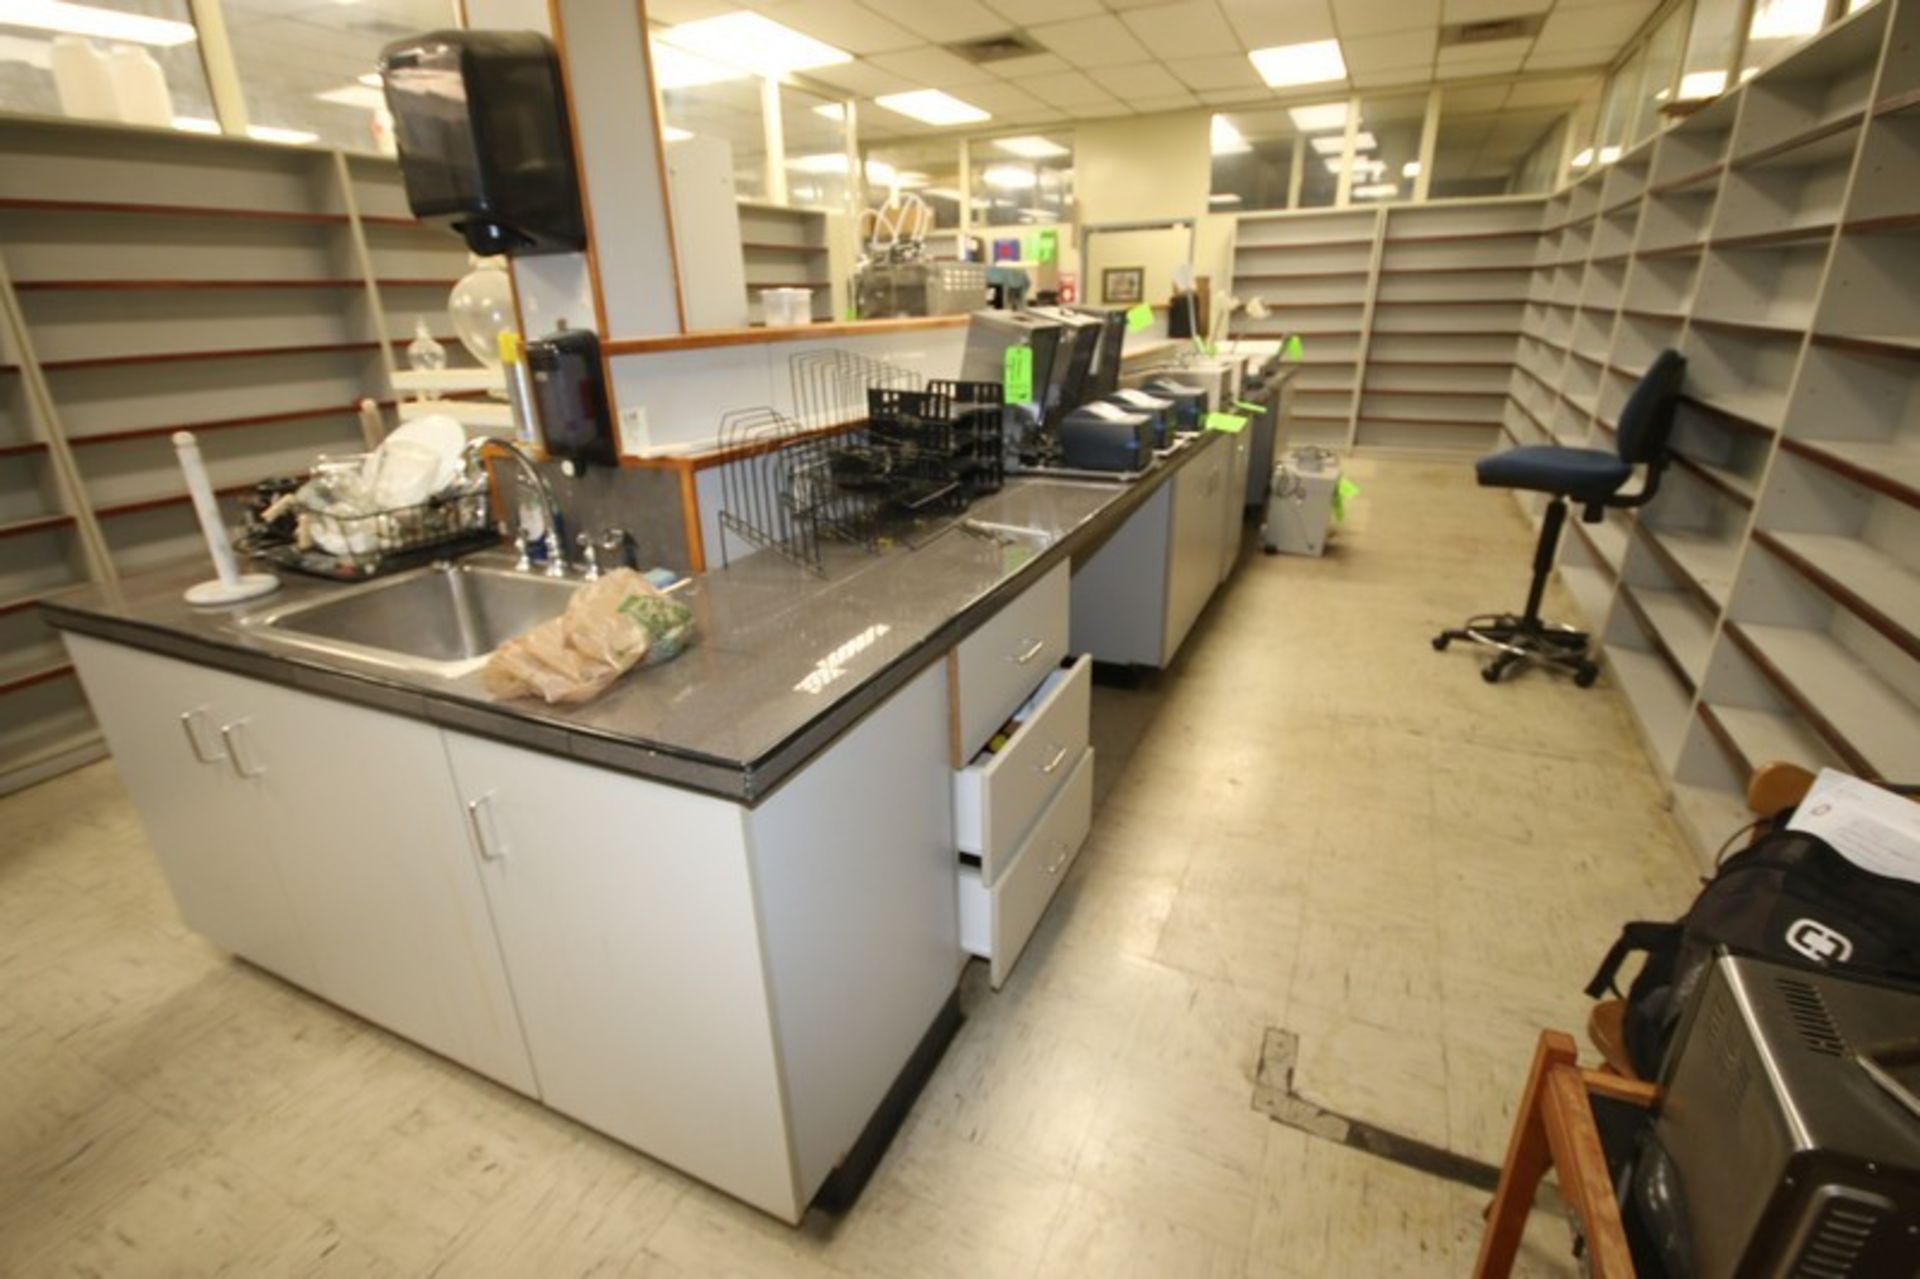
[0,457,1707,1277]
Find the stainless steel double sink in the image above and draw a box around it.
[239,562,579,679]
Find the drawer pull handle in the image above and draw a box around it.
[1045,842,1072,875]
[218,720,265,779]
[466,793,507,862]
[1038,744,1068,775]
[179,709,224,764]
[1010,637,1045,664]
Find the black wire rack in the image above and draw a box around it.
[716,407,881,577]
[835,380,1006,516]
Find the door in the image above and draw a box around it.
[443,732,798,1220]
[63,635,317,988]
[237,680,537,1094]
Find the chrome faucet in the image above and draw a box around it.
[463,437,566,577]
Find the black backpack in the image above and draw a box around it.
[1586,822,1920,1080]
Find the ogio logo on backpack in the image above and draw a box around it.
[1786,918,1853,964]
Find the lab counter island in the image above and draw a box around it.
[43,422,1271,1226]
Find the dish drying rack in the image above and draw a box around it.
[713,352,1009,576]
[247,478,497,581]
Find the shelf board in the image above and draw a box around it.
[1626,582,1715,685]
[0,440,50,459]
[1677,394,1778,437]
[92,479,258,521]
[1679,390,1782,433]
[1355,414,1501,429]
[1288,412,1351,424]
[1636,240,1708,259]
[38,338,405,372]
[63,395,436,448]
[1670,452,1755,506]
[1756,528,1920,662]
[1778,437,1920,508]
[1607,643,1694,758]
[0,196,349,225]
[1701,701,1841,775]
[0,512,75,540]
[1377,263,1531,276]
[1643,525,1740,609]
[1648,163,1725,196]
[1370,359,1513,369]
[1567,349,1606,369]
[1874,87,1920,116]
[0,585,82,618]
[1510,396,1551,434]
[1387,229,1538,244]
[1726,621,1920,781]
[1618,306,1687,323]
[1729,110,1865,170]
[0,658,75,698]
[1233,270,1371,282]
[1809,332,1920,361]
[1235,236,1376,251]
[1841,212,1920,236]
[1363,387,1504,399]
[1572,511,1630,572]
[1372,297,1529,308]
[1712,223,1836,250]
[1687,315,1810,341]
[13,277,365,292]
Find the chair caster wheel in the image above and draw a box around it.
[1482,664,1503,684]
[1262,545,1279,556]
[1432,635,1450,652]
[1574,663,1599,688]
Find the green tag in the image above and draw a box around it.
[1125,303,1154,332]
[1004,345,1034,403]
[1233,399,1263,413]
[1282,334,1304,362]
[1204,411,1248,434]
[1332,475,1359,522]
[1036,229,1058,264]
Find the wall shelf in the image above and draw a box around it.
[1725,621,1920,780]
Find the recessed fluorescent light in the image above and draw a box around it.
[661,125,692,141]
[1210,116,1250,154]
[982,165,1037,190]
[357,72,381,87]
[1352,182,1398,199]
[1402,160,1421,178]
[1676,69,1727,99]
[2,0,196,47]
[874,90,989,126]
[649,42,746,90]
[172,115,221,134]
[1321,156,1343,173]
[1208,192,1242,204]
[813,103,846,121]
[316,84,387,111]
[1249,39,1346,89]
[1287,101,1348,133]
[787,152,851,173]
[1309,135,1344,155]
[1748,0,1825,40]
[993,134,1069,159]
[924,187,962,201]
[247,124,319,145]
[1351,131,1377,151]
[1598,144,1622,163]
[659,14,850,78]
[1572,147,1595,167]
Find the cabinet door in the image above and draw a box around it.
[1165,444,1226,660]
[235,681,536,1095]
[442,732,797,1221]
[63,635,317,988]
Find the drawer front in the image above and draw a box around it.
[953,654,1092,880]
[952,561,1070,763]
[957,747,1094,989]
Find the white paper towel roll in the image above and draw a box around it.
[172,430,278,606]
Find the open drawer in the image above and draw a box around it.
[958,747,1094,989]
[953,654,1092,884]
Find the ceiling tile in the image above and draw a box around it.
[1524,45,1617,69]
[1129,90,1203,110]
[982,0,1104,20]
[865,0,1014,44]
[1436,36,1531,65]
[1436,53,1524,78]
[805,59,919,95]
[753,0,920,55]
[1086,60,1188,97]
[1351,64,1435,89]
[869,46,1001,86]
[1068,98,1135,117]
[1166,52,1267,91]
[1028,14,1154,66]
[1535,5,1654,50]
[988,52,1074,78]
[1014,70,1120,104]
[1332,0,1441,37]
[1102,0,1175,9]
[1503,78,1594,106]
[1119,1,1243,59]
[1198,86,1274,104]
[1441,83,1512,111]
[1439,0,1553,22]
[1220,0,1335,46]
[959,80,1053,113]
[645,0,736,21]
[1342,28,1437,70]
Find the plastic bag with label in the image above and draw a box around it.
[483,568,694,704]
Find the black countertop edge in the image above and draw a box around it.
[45,431,1224,808]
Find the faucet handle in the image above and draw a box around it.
[599,526,635,569]
[576,531,601,580]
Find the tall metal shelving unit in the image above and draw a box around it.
[0,115,473,794]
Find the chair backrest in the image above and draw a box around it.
[1616,348,1686,466]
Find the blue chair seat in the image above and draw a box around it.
[1476,445,1632,504]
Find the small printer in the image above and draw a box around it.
[1141,376,1208,431]
[1104,388,1176,448]
[1060,402,1154,472]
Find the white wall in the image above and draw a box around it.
[1073,112,1209,226]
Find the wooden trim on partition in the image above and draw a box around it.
[603,314,968,356]
[1777,436,1920,508]
[677,465,705,573]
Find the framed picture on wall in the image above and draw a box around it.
[1102,267,1144,305]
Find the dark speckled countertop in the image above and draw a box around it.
[45,433,1227,804]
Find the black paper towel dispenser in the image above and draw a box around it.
[379,30,585,257]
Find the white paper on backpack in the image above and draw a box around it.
[1786,769,1920,884]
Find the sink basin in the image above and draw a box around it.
[241,562,579,678]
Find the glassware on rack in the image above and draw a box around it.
[407,317,448,374]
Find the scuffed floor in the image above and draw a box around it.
[0,456,1704,1276]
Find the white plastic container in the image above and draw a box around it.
[52,37,117,122]
[108,44,172,127]
[761,287,813,327]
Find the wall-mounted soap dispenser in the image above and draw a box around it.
[526,327,617,470]
[378,30,585,257]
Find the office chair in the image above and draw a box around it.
[1434,349,1686,686]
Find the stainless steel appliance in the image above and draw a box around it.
[854,260,986,318]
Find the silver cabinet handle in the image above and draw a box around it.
[466,792,506,862]
[1010,637,1045,664]
[1044,841,1072,875]
[179,708,224,764]
[1037,744,1068,775]
[218,720,265,779]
